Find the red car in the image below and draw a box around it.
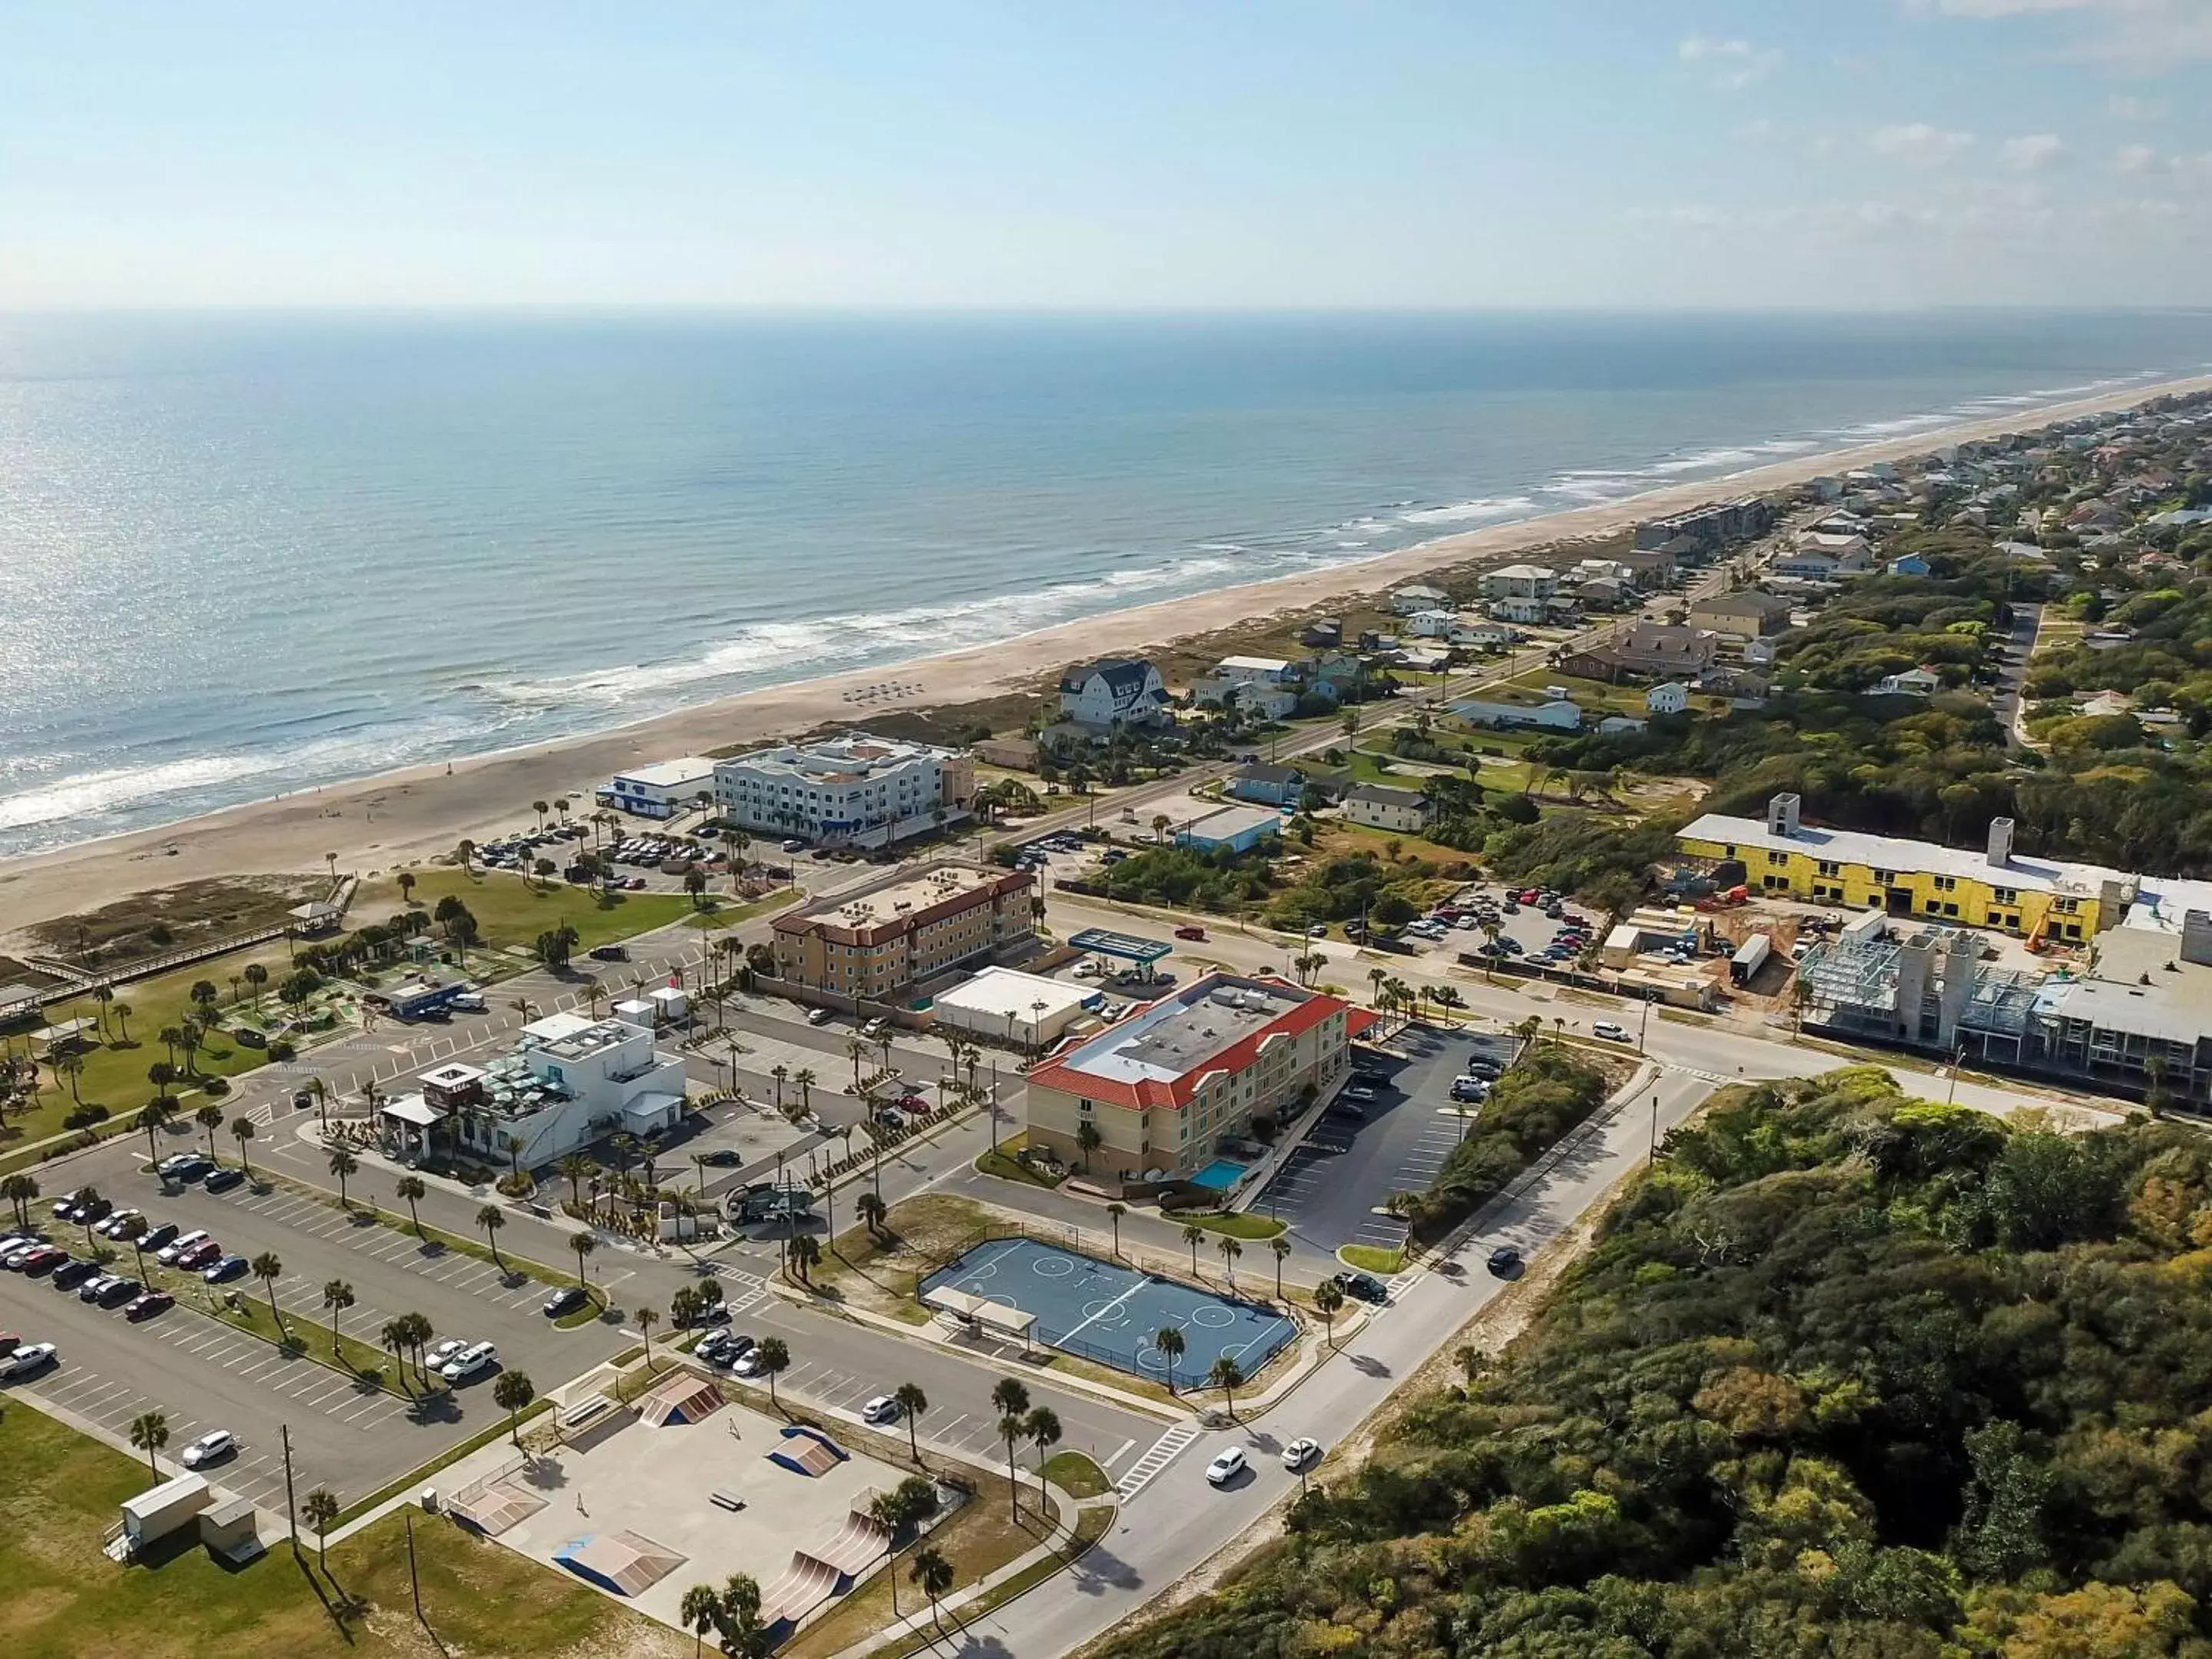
[17,1247,65,1277]
[124,1290,174,1321]
[897,1094,930,1114]
[174,1239,224,1271]
[1174,925,1207,941]
[1518,889,1540,906]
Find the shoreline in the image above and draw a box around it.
[5,369,2210,942]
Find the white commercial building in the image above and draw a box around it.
[931,967,1099,1048]
[377,1012,687,1171]
[601,757,719,820]
[712,733,973,849]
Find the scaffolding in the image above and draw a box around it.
[1796,935,1904,1039]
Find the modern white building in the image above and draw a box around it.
[1645,682,1690,715]
[601,757,719,820]
[712,733,974,849]
[377,1013,687,1171]
[932,966,1100,1049]
[1390,584,1450,616]
[1341,784,1432,833]
[1057,658,1171,730]
[1488,596,1551,625]
[1406,608,1459,639]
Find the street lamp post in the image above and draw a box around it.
[1649,1093,1660,1166]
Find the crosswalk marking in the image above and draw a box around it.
[1116,1424,1200,1498]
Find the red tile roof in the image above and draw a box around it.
[1027,982,1351,1111]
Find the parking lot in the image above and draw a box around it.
[1254,1028,1519,1257]
[1392,881,1601,969]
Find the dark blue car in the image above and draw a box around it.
[204,1254,250,1283]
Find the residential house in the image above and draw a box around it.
[1455,695,1584,732]
[1887,554,1932,577]
[1874,667,1943,697]
[1058,658,1171,730]
[1645,682,1690,715]
[1389,584,1450,616]
[1775,535,1873,581]
[1192,654,1302,720]
[1226,763,1339,809]
[1449,621,1519,650]
[1688,591,1793,641]
[1488,595,1551,625]
[1340,784,1432,834]
[1405,608,1459,639]
[1612,623,1721,677]
[1575,576,1630,609]
[1479,564,1557,601]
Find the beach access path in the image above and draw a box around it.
[4,370,2207,945]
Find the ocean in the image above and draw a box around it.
[4,308,2211,858]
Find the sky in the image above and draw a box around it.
[2,0,2210,310]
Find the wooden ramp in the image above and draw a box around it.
[761,1549,844,1628]
[810,1495,892,1576]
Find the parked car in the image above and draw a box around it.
[1449,1078,1488,1104]
[1487,1244,1525,1277]
[16,1248,65,1277]
[0,1341,58,1378]
[95,1277,143,1308]
[76,1273,124,1303]
[1205,1448,1248,1486]
[1174,925,1207,941]
[860,1395,901,1424]
[588,945,628,962]
[1343,1084,1378,1104]
[806,1006,836,1027]
[94,1208,144,1239]
[1333,1270,1389,1303]
[203,1166,247,1193]
[139,1222,180,1252]
[441,1341,497,1382]
[161,1156,215,1184]
[156,1230,211,1265]
[697,1148,743,1167]
[174,1240,224,1271]
[1281,1436,1323,1471]
[203,1254,250,1283]
[50,1260,101,1292]
[123,1290,174,1321]
[181,1429,237,1469]
[1591,1021,1631,1043]
[542,1285,589,1318]
[424,1338,471,1369]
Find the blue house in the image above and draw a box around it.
[1225,764,1316,809]
[1886,554,1931,577]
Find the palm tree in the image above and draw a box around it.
[1075,1121,1102,1172]
[303,1487,339,1573]
[792,1068,817,1114]
[230,1117,257,1177]
[754,1336,790,1409]
[1025,1404,1062,1470]
[1217,1236,1242,1289]
[992,1376,1031,1509]
[570,1230,596,1290]
[396,1175,426,1234]
[843,1038,869,1091]
[910,1546,954,1628]
[1106,1201,1127,1259]
[128,1410,170,1479]
[680,1584,721,1659]
[52,1052,84,1105]
[1183,1223,1205,1277]
[137,1097,174,1164]
[787,1233,823,1283]
[1314,1278,1344,1347]
[252,1252,285,1328]
[0,1174,35,1229]
[399,1312,435,1386]
[717,1573,767,1658]
[322,1280,356,1350]
[195,1102,225,1158]
[327,1147,359,1208]
[857,1190,888,1237]
[1208,1356,1246,1419]
[111,998,134,1043]
[636,1307,659,1363]
[894,1382,928,1465]
[494,1369,536,1446]
[381,1319,414,1395]
[1368,965,1387,1006]
[1154,1325,1186,1394]
[1270,1235,1292,1301]
[1433,985,1465,1025]
[478,1205,507,1267]
[556,1154,594,1210]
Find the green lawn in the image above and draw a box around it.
[352,867,696,954]
[3,942,300,1152]
[1338,1243,1407,1275]
[0,1402,680,1659]
[680,886,798,929]
[1177,1210,1286,1241]
[1041,1452,1113,1498]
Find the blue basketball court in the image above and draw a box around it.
[919,1236,1296,1382]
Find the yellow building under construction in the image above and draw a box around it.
[1676,793,2137,945]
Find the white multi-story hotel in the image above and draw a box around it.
[711,733,975,849]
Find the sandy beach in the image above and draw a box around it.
[5,370,2208,942]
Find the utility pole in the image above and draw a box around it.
[281,1424,300,1558]
[988,1058,1001,1156]
[1649,1094,1661,1166]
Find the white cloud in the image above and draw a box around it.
[1871,122,1979,165]
[2108,94,2165,118]
[1918,0,2212,71]
[2001,133,2069,169]
[1628,204,1733,227]
[1677,34,1784,88]
[2117,141,2164,171]
[1732,118,1779,143]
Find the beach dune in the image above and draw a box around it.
[4,371,2207,943]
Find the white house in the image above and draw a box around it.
[1480,564,1557,601]
[1193,680,1300,720]
[1873,667,1942,697]
[1775,532,1871,581]
[1450,621,1518,649]
[1645,682,1690,715]
[378,1013,687,1171]
[1389,584,1450,616]
[1211,654,1297,687]
[1058,658,1170,730]
[1488,596,1551,625]
[1406,608,1459,639]
[1341,784,1432,833]
[601,757,719,820]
